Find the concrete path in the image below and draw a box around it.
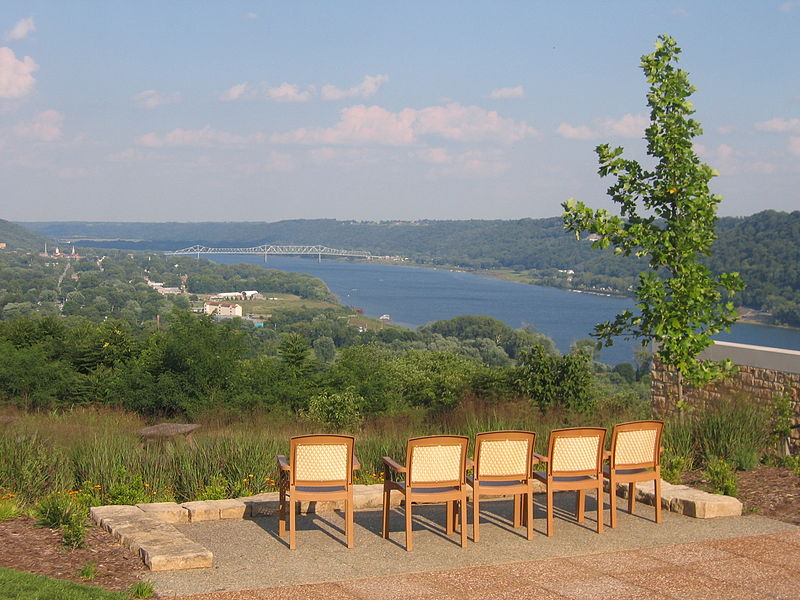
[147,495,798,599]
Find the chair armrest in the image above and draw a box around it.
[353,455,361,471]
[277,455,290,471]
[533,452,548,463]
[382,456,406,473]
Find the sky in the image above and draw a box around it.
[1,1,798,222]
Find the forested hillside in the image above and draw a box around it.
[20,211,800,325]
[0,219,50,252]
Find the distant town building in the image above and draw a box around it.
[203,301,242,317]
[0,242,6,249]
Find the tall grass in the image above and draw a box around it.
[694,395,770,470]
[0,394,775,506]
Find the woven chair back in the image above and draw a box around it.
[291,434,354,485]
[611,421,663,468]
[548,427,606,476]
[407,435,469,485]
[474,431,536,479]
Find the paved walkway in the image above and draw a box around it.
[147,495,799,599]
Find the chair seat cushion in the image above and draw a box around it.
[603,467,654,477]
[295,485,348,493]
[392,482,461,494]
[467,477,526,488]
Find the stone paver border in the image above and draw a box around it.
[91,480,741,571]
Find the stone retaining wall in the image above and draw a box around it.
[651,341,800,449]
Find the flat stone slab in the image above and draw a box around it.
[92,504,214,571]
[136,502,189,524]
[606,478,742,518]
[181,499,248,521]
[139,539,213,571]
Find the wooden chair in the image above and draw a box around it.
[533,427,606,536]
[277,434,358,549]
[382,435,469,551]
[467,430,537,542]
[604,420,664,528]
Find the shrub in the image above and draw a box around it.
[33,493,80,529]
[0,495,20,522]
[695,396,769,470]
[661,419,696,482]
[33,492,88,548]
[307,389,363,431]
[129,581,155,599]
[704,457,738,497]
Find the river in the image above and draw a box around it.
[208,255,800,366]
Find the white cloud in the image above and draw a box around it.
[789,137,800,156]
[274,105,417,145]
[779,1,800,12]
[717,125,734,134]
[14,109,63,141]
[246,12,259,20]
[220,83,249,101]
[321,74,389,101]
[136,125,265,147]
[265,82,314,102]
[415,103,536,143]
[755,117,800,133]
[5,17,35,41]
[489,86,524,99]
[221,81,314,102]
[555,113,647,140]
[272,102,536,146]
[600,113,648,138]
[717,143,734,160]
[556,123,594,140]
[0,47,38,98]
[134,89,182,109]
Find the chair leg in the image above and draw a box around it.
[460,491,467,548]
[628,482,636,514]
[346,490,354,548]
[405,493,413,552]
[289,497,296,550]
[513,494,522,528]
[473,492,480,542]
[654,476,662,524]
[546,486,553,537]
[596,483,604,534]
[278,486,286,537]
[576,489,585,523]
[382,485,390,539]
[526,485,534,541]
[609,474,617,528]
[446,500,454,535]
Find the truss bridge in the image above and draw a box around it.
[167,244,372,262]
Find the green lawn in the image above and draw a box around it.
[0,568,129,600]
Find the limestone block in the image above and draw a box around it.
[670,488,742,518]
[239,492,280,517]
[136,502,189,524]
[181,500,220,522]
[210,499,248,519]
[89,505,145,526]
[139,540,213,571]
[352,484,386,509]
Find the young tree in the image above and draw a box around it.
[562,34,744,404]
